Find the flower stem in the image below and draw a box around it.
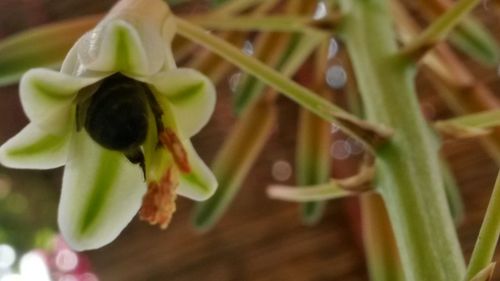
[339,0,465,280]
[175,17,392,150]
[465,170,500,280]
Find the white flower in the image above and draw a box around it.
[0,0,217,251]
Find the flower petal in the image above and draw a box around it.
[148,68,216,137]
[58,131,145,251]
[177,140,217,201]
[20,68,100,134]
[76,0,176,76]
[0,123,70,169]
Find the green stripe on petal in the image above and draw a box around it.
[168,83,204,104]
[95,0,176,74]
[0,123,70,169]
[20,68,100,134]
[177,140,217,201]
[76,9,173,77]
[148,68,216,137]
[76,20,149,75]
[79,152,121,234]
[59,132,145,251]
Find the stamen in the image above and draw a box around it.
[159,128,191,173]
[139,167,178,229]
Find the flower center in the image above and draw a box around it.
[84,74,149,152]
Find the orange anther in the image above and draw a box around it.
[139,168,178,229]
[159,128,191,173]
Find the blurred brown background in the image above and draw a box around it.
[1,0,500,280]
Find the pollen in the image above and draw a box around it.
[139,167,178,229]
[159,128,191,173]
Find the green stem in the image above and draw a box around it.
[465,170,500,280]
[402,0,481,57]
[339,1,465,280]
[190,15,330,34]
[175,17,392,150]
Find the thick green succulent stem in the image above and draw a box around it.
[339,1,466,280]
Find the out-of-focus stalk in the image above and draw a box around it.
[441,160,465,225]
[295,43,331,225]
[419,0,500,65]
[189,15,338,34]
[465,171,500,280]
[401,0,481,59]
[296,100,331,224]
[192,96,276,231]
[435,110,500,138]
[209,0,267,16]
[0,15,101,86]
[188,32,246,84]
[361,193,405,281]
[267,180,351,202]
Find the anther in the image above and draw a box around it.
[139,168,178,229]
[159,128,191,173]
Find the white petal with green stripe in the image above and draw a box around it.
[0,123,70,169]
[149,68,216,138]
[20,68,99,134]
[76,20,150,75]
[54,0,176,77]
[58,131,145,251]
[178,140,217,201]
